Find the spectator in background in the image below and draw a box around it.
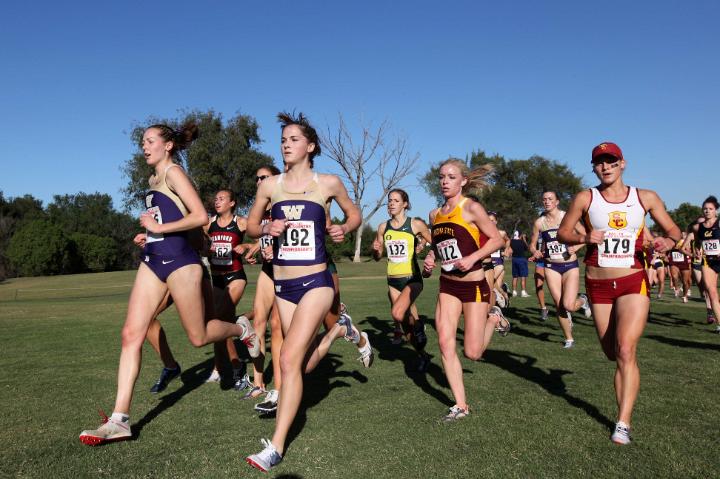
[509,230,530,297]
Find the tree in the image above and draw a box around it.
[322,114,420,262]
[122,110,275,213]
[667,202,703,232]
[47,192,138,271]
[69,233,118,272]
[0,192,46,279]
[420,151,584,235]
[6,220,72,276]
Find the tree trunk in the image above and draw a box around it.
[353,219,365,263]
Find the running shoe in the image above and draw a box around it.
[540,307,549,321]
[512,290,518,297]
[391,325,404,345]
[579,293,592,318]
[715,325,720,334]
[520,290,530,298]
[682,296,688,303]
[610,421,632,445]
[707,311,715,324]
[502,282,509,294]
[254,389,279,414]
[656,293,662,299]
[414,320,427,349]
[205,368,221,383]
[246,438,283,472]
[494,288,507,309]
[442,405,470,422]
[242,386,266,400]
[563,339,575,349]
[236,315,260,358]
[357,332,374,368]
[150,364,181,393]
[233,371,252,391]
[491,306,511,337]
[673,287,679,297]
[79,411,131,446]
[337,307,360,344]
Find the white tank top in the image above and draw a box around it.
[583,186,646,268]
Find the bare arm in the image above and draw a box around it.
[529,218,542,259]
[372,222,387,261]
[141,167,209,233]
[558,190,601,246]
[324,174,361,242]
[639,189,681,252]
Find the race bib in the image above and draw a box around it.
[671,251,685,263]
[437,238,463,271]
[278,221,315,261]
[703,238,720,256]
[260,220,273,250]
[145,206,164,243]
[211,241,232,266]
[598,230,636,267]
[386,239,409,263]
[545,241,568,261]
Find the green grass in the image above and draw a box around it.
[1,262,719,478]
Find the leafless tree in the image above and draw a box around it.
[322,114,420,262]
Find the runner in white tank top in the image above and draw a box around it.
[558,142,680,446]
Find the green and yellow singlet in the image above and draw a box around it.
[384,217,419,278]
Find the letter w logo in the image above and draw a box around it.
[281,204,305,220]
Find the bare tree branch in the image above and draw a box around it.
[322,113,420,262]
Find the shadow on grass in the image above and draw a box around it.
[132,357,216,440]
[285,352,368,450]
[645,334,720,351]
[483,350,615,430]
[363,315,454,407]
[648,311,693,328]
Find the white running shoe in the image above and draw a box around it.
[233,371,251,391]
[79,412,131,446]
[512,290,518,297]
[205,369,221,383]
[357,332,374,368]
[611,421,632,445]
[491,306,510,336]
[540,307,549,321]
[494,288,507,309]
[442,405,470,422]
[579,293,592,318]
[236,315,260,358]
[563,339,575,349]
[520,290,530,298]
[254,389,279,414]
[246,438,283,472]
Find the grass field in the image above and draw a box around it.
[1,261,719,478]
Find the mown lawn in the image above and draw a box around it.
[1,261,718,478]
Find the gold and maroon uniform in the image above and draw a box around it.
[432,198,490,303]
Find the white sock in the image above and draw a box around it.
[111,412,129,423]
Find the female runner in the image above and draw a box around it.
[667,232,692,303]
[79,123,258,445]
[422,158,503,421]
[529,191,591,348]
[372,189,433,371]
[558,142,680,445]
[690,196,720,332]
[204,189,260,387]
[244,112,362,471]
[487,212,511,309]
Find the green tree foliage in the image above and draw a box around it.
[667,202,703,232]
[69,233,117,272]
[46,193,138,271]
[6,220,72,276]
[122,110,275,213]
[420,150,584,235]
[0,192,46,279]
[325,217,377,261]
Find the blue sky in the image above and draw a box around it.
[1,1,718,228]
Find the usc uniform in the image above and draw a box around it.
[582,186,650,304]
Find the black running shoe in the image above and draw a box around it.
[414,320,427,349]
[150,365,181,393]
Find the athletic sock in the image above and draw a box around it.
[111,412,129,424]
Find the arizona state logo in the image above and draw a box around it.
[599,143,608,150]
[608,211,627,229]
